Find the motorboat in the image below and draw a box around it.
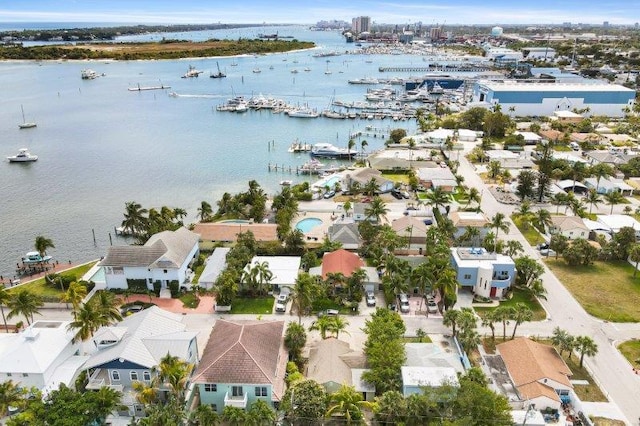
[22,251,52,264]
[288,141,312,153]
[81,69,99,79]
[287,107,319,118]
[310,143,357,159]
[7,148,38,163]
[182,65,203,78]
[280,180,293,186]
[299,159,325,174]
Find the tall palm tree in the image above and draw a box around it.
[247,400,276,426]
[487,160,502,182]
[494,305,516,341]
[510,303,533,339]
[132,380,158,406]
[360,139,368,156]
[189,404,219,426]
[534,209,553,234]
[590,163,614,190]
[347,138,356,162]
[7,290,43,325]
[604,191,626,214]
[433,268,458,312]
[291,273,320,324]
[196,201,213,223]
[94,290,123,323]
[364,197,389,223]
[121,201,148,236]
[60,281,87,319]
[551,192,568,214]
[442,309,462,337]
[155,353,194,402]
[575,336,598,368]
[585,188,602,214]
[363,177,380,197]
[425,186,450,213]
[34,235,55,257]
[487,213,510,252]
[329,316,350,339]
[67,302,106,343]
[0,287,10,333]
[465,187,481,209]
[325,384,375,425]
[481,310,499,341]
[253,261,273,296]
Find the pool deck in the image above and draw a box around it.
[293,211,336,242]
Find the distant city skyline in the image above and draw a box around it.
[0,0,637,26]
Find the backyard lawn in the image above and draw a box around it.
[474,288,547,321]
[511,215,546,246]
[230,296,274,314]
[545,259,640,322]
[381,173,410,184]
[179,292,200,309]
[7,261,97,301]
[617,339,640,368]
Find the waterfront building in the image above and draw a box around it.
[472,81,636,117]
[450,247,516,299]
[351,16,371,34]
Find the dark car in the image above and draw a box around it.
[390,189,403,200]
[537,242,549,250]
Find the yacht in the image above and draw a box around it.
[310,143,357,159]
[81,69,99,79]
[7,148,38,163]
[287,107,319,118]
[22,251,52,264]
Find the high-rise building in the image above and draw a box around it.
[430,27,443,40]
[351,16,371,34]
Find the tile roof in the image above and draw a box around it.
[194,223,278,242]
[321,249,365,279]
[549,215,589,232]
[391,216,430,236]
[517,381,561,402]
[497,338,572,391]
[101,227,198,268]
[192,320,287,401]
[449,211,489,228]
[307,338,356,391]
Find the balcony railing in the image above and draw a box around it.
[224,391,248,408]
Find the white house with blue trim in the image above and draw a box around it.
[472,81,635,118]
[450,247,516,299]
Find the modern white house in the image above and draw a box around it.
[0,321,87,395]
[401,366,459,397]
[83,306,199,417]
[100,227,200,291]
[584,177,634,195]
[450,247,516,299]
[244,256,301,291]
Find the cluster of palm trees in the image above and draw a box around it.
[0,287,43,330]
[241,261,273,296]
[66,290,122,343]
[479,303,534,342]
[121,201,187,243]
[552,188,626,217]
[551,327,599,368]
[209,180,268,223]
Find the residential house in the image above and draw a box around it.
[368,149,434,172]
[596,214,640,239]
[345,168,395,194]
[552,110,583,123]
[570,132,601,146]
[497,338,573,411]
[191,320,287,414]
[83,306,199,416]
[484,150,535,170]
[309,249,379,292]
[243,256,301,292]
[514,131,542,145]
[555,179,588,195]
[450,211,490,242]
[328,222,362,250]
[391,215,431,246]
[193,222,278,244]
[548,216,589,240]
[538,129,564,144]
[401,367,459,397]
[583,150,637,167]
[353,202,375,223]
[197,247,231,289]
[450,247,516,299]
[0,321,87,394]
[101,227,199,291]
[417,167,457,192]
[584,176,634,195]
[306,338,373,400]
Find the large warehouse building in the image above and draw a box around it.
[471,81,635,117]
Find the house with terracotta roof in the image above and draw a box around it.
[497,338,572,411]
[193,222,278,244]
[190,320,287,414]
[100,227,199,292]
[548,216,589,240]
[309,249,380,292]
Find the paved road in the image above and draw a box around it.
[455,151,640,425]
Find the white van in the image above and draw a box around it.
[570,142,580,151]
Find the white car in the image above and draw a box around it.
[539,248,556,257]
[366,292,376,307]
[427,299,438,314]
[275,300,287,313]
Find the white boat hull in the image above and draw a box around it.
[8,156,38,162]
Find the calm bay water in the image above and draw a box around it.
[0,25,423,277]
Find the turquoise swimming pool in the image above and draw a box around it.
[87,266,105,282]
[295,218,323,233]
[220,219,251,224]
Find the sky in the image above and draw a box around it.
[0,0,637,26]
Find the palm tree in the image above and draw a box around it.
[291,273,319,324]
[222,406,248,426]
[425,186,449,213]
[604,191,626,214]
[364,197,389,223]
[585,188,602,214]
[347,138,356,162]
[465,187,481,209]
[534,208,552,234]
[459,226,481,247]
[432,268,458,312]
[155,353,193,401]
[121,201,148,236]
[551,327,574,358]
[94,290,123,323]
[0,380,27,416]
[551,192,568,214]
[247,399,276,426]
[458,327,481,356]
[629,244,640,278]
[510,303,533,339]
[360,139,368,156]
[34,235,55,257]
[575,336,598,368]
[60,281,87,319]
[132,380,158,406]
[325,384,375,425]
[407,138,416,166]
[7,290,43,325]
[67,302,106,343]
[487,213,510,252]
[481,310,499,341]
[487,160,502,182]
[189,404,219,426]
[329,316,350,339]
[494,305,516,341]
[363,177,380,196]
[590,163,613,190]
[197,201,213,222]
[253,261,273,296]
[442,309,462,337]
[309,316,333,340]
[0,287,10,333]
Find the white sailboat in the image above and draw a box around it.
[18,105,36,129]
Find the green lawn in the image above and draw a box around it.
[563,355,608,402]
[179,292,200,309]
[617,339,640,367]
[230,296,274,314]
[8,261,97,300]
[474,288,547,321]
[381,173,410,184]
[403,335,433,343]
[192,263,206,284]
[511,216,545,246]
[545,259,640,322]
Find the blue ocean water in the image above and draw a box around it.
[0,25,424,277]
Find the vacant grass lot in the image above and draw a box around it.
[545,259,640,322]
[617,339,640,367]
[474,288,547,322]
[230,296,274,314]
[511,215,546,246]
[8,262,97,300]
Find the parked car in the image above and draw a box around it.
[398,293,410,313]
[426,299,438,314]
[390,189,403,199]
[277,293,288,303]
[401,191,411,199]
[275,300,287,313]
[540,248,556,257]
[318,309,339,317]
[366,291,376,307]
[537,242,549,250]
[323,190,336,199]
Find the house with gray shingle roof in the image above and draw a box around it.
[100,227,199,291]
[328,222,362,249]
[82,306,199,416]
[191,319,287,414]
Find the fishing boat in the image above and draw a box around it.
[182,65,203,78]
[21,251,52,264]
[7,148,38,163]
[18,105,36,129]
[210,62,226,79]
[81,69,99,79]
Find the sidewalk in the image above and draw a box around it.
[124,294,215,314]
